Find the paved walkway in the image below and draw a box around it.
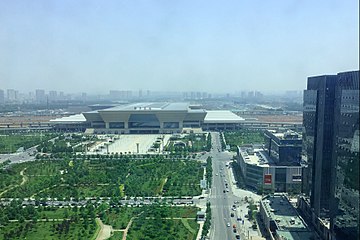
[196,221,204,240]
[122,217,134,240]
[95,218,113,240]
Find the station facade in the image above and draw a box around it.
[82,102,207,134]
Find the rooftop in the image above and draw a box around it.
[100,102,193,112]
[204,110,245,123]
[261,194,312,240]
[50,114,86,123]
[238,146,302,167]
[266,129,302,141]
[239,147,274,167]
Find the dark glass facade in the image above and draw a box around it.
[163,122,180,129]
[331,71,359,239]
[264,130,302,165]
[109,122,125,129]
[303,70,359,239]
[306,75,337,216]
[128,114,160,128]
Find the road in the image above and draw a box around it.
[208,132,261,240]
[0,146,37,164]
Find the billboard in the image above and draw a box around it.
[264,174,272,185]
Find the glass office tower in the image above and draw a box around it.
[303,70,359,239]
[331,71,359,239]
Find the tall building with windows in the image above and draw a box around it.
[0,89,4,104]
[331,71,359,239]
[35,89,46,103]
[302,70,359,240]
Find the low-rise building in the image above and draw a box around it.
[50,102,246,133]
[202,110,245,130]
[236,146,304,194]
[260,193,313,240]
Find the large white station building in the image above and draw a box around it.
[50,102,245,133]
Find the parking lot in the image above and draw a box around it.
[91,134,172,154]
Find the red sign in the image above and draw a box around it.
[264,174,272,184]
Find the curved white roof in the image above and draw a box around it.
[50,114,86,123]
[204,111,244,123]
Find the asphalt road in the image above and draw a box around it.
[208,132,261,240]
[0,146,37,164]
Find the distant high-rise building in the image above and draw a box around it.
[255,91,263,98]
[248,91,254,98]
[6,89,18,102]
[110,90,132,100]
[59,91,65,100]
[49,91,57,101]
[35,89,46,103]
[0,89,4,104]
[302,70,359,240]
[138,89,143,98]
[240,91,246,98]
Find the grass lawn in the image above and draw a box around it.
[102,207,143,229]
[127,218,199,240]
[0,220,97,240]
[3,157,204,199]
[101,206,199,230]
[108,231,124,239]
[0,134,55,154]
[223,130,264,151]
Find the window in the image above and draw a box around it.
[128,114,160,128]
[163,122,179,128]
[109,122,124,129]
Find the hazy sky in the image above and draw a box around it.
[0,0,358,93]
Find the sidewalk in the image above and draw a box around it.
[196,221,204,240]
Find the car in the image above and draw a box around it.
[230,213,234,217]
[223,190,226,193]
[237,217,241,221]
[233,228,237,233]
[235,234,241,239]
[227,222,230,227]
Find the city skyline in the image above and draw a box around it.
[1,0,358,93]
